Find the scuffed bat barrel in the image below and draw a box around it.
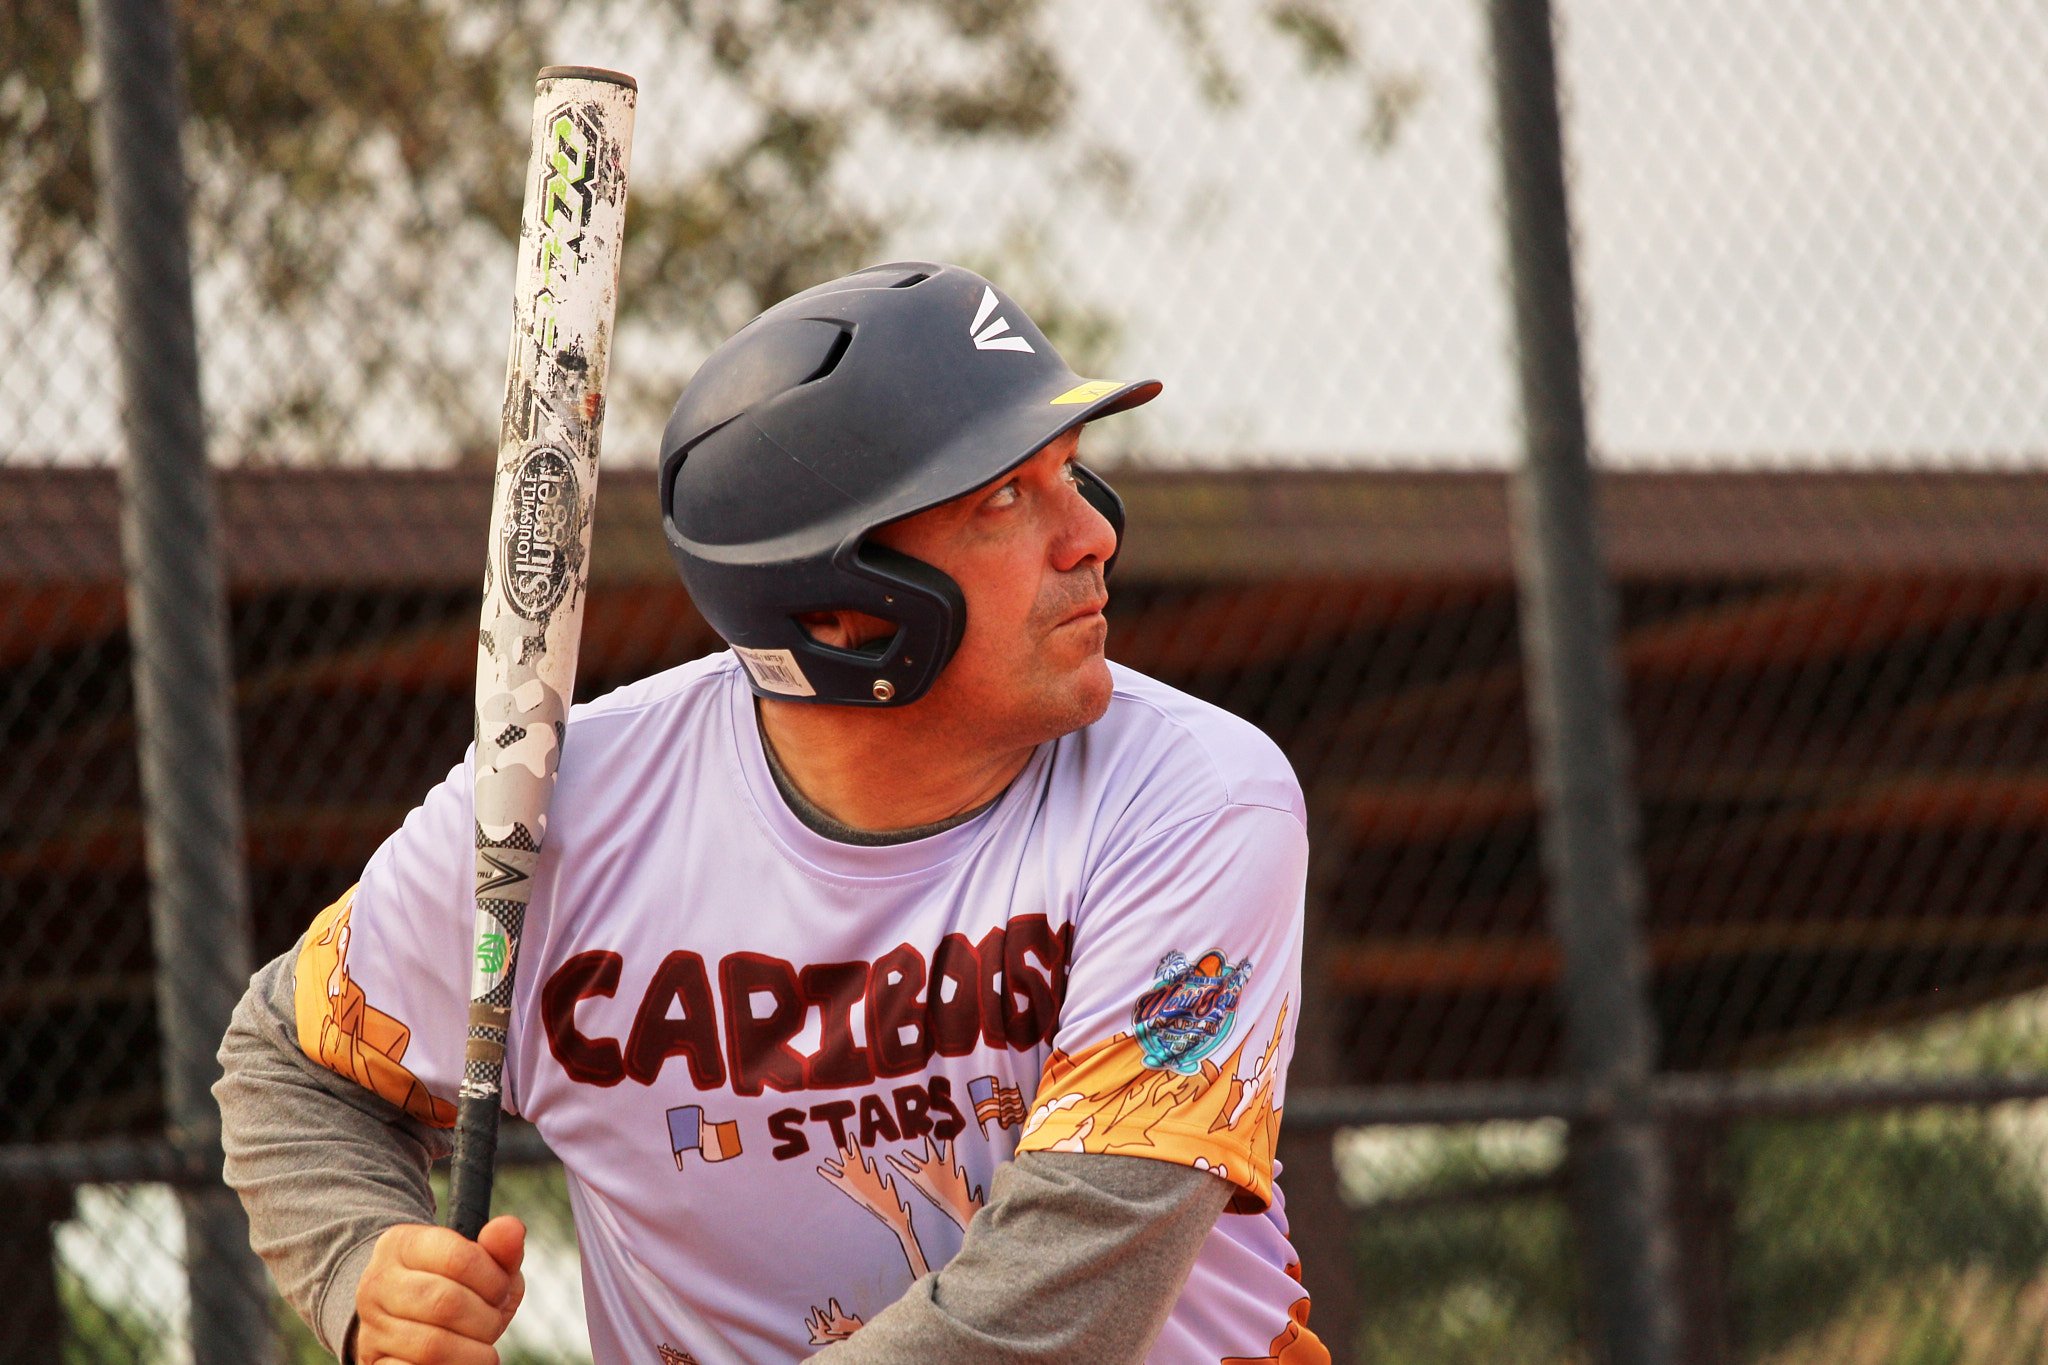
[448,66,636,1242]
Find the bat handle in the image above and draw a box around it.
[446,1091,503,1239]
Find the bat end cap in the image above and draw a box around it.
[537,65,637,92]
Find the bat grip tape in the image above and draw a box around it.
[447,1091,502,1240]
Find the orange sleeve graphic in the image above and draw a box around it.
[1016,999,1289,1214]
[293,887,457,1128]
[1223,1294,1327,1365]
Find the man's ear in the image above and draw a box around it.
[795,608,896,651]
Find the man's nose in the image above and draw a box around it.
[1052,481,1118,573]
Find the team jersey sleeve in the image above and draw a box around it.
[290,754,479,1129]
[1016,800,1308,1214]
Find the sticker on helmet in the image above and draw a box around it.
[733,646,817,697]
[1050,380,1123,406]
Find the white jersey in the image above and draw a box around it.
[293,653,1325,1364]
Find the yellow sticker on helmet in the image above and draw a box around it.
[1050,379,1124,406]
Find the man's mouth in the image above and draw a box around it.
[1058,597,1110,627]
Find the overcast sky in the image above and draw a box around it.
[851,0,2048,467]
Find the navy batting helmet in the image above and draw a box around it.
[659,261,1160,707]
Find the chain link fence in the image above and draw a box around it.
[5,1,2048,1361]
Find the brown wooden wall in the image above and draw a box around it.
[6,467,2047,1142]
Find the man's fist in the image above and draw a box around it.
[352,1215,526,1365]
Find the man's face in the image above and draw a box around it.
[870,427,1117,744]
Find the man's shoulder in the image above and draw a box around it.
[1079,663,1304,825]
[567,650,741,731]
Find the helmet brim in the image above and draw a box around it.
[861,374,1163,533]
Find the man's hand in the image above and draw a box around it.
[353,1215,526,1364]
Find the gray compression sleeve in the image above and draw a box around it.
[216,939,1230,1364]
[213,944,447,1357]
[809,1151,1230,1364]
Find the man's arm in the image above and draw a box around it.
[811,1152,1230,1364]
[214,945,449,1355]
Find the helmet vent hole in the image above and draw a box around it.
[794,610,897,660]
[887,272,930,288]
[802,328,854,384]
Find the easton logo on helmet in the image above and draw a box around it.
[968,286,1034,354]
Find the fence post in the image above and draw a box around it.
[84,0,277,1360]
[1485,3,1683,1364]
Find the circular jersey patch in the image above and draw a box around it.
[1133,948,1252,1074]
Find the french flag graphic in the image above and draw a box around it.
[666,1104,743,1169]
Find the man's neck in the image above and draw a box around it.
[755,696,1036,833]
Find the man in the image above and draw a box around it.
[217,262,1326,1364]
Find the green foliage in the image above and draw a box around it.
[60,1268,164,1365]
[273,1294,334,1365]
[1267,0,1354,72]
[1150,0,1424,149]
[1,0,1075,331]
[1730,1112,2048,1356]
[1,0,539,295]
[1892,1296,1970,1365]
[1350,1131,1580,1365]
[1353,1188,1579,1364]
[1,0,1418,312]
[1349,1108,2048,1364]
[4,0,1415,454]
[3,0,1076,450]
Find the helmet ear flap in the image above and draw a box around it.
[827,541,965,705]
[1072,463,1126,579]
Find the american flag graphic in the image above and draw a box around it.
[967,1075,1026,1134]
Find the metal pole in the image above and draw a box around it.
[1485,4,1683,1364]
[0,1187,71,1360]
[84,0,276,1360]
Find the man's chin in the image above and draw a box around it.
[1052,658,1115,734]
[932,655,1114,746]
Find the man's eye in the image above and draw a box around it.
[988,483,1020,507]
